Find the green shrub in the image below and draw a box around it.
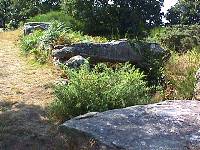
[148,25,200,52]
[49,63,150,121]
[39,21,108,46]
[30,48,50,64]
[54,30,108,45]
[20,21,107,63]
[129,39,167,87]
[28,11,83,31]
[40,21,67,45]
[62,0,163,38]
[164,47,200,100]
[20,30,44,53]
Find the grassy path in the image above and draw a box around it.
[0,30,69,149]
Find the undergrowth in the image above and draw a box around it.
[164,47,200,100]
[20,21,107,64]
[49,63,150,121]
[148,24,200,52]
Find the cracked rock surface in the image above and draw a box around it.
[60,100,200,150]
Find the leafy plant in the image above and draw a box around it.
[148,25,200,52]
[166,0,200,25]
[49,63,150,121]
[40,21,67,45]
[62,0,164,37]
[28,11,82,31]
[20,21,107,63]
[20,30,44,53]
[54,30,108,45]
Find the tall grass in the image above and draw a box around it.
[164,47,200,99]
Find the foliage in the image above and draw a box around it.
[54,30,108,45]
[20,21,108,63]
[40,21,67,45]
[0,0,12,28]
[0,0,61,28]
[49,63,150,121]
[164,48,200,100]
[62,0,164,37]
[148,25,200,52]
[40,21,108,46]
[166,0,200,25]
[20,30,44,53]
[28,11,82,31]
[129,39,167,88]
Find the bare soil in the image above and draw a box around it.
[0,30,69,149]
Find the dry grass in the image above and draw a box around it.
[0,30,69,149]
[164,49,200,100]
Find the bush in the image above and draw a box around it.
[129,39,167,87]
[148,25,200,52]
[164,47,200,100]
[49,63,150,121]
[54,30,108,45]
[28,11,83,31]
[62,0,163,37]
[20,30,44,53]
[20,21,107,63]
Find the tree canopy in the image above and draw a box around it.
[0,0,61,28]
[62,0,164,37]
[166,0,200,25]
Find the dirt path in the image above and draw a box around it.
[0,30,69,149]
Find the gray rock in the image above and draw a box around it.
[0,19,5,28]
[54,45,66,50]
[60,100,200,150]
[150,43,165,53]
[24,22,50,35]
[64,55,89,69]
[52,40,166,65]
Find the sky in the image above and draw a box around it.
[162,0,179,22]
[162,0,179,14]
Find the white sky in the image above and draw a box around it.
[162,0,179,14]
[162,0,179,22]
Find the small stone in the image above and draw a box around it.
[64,55,89,69]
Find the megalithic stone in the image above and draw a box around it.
[52,40,166,65]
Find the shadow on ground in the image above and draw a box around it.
[0,100,69,150]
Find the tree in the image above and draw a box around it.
[166,0,200,25]
[41,0,61,12]
[0,0,12,28]
[62,0,164,37]
[0,0,61,28]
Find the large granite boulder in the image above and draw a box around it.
[52,40,166,66]
[60,100,200,150]
[24,22,50,35]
